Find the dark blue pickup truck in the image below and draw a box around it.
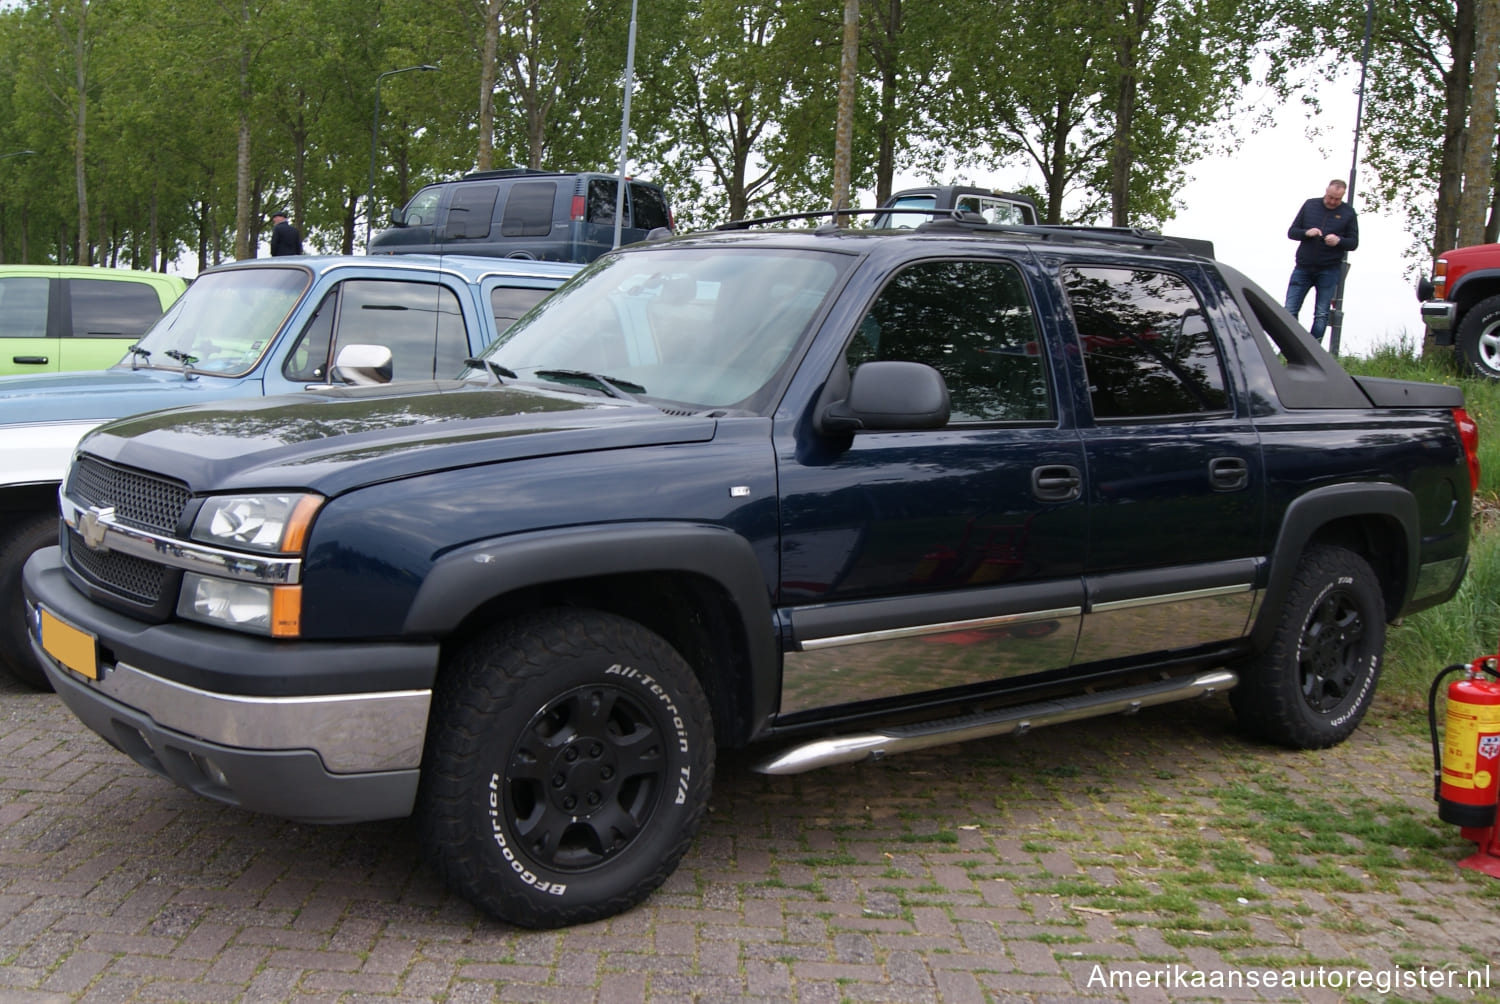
[23,214,1477,929]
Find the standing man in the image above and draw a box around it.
[269,210,303,257]
[1284,179,1358,342]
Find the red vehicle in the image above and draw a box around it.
[1419,242,1500,379]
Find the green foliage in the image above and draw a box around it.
[0,0,1487,279]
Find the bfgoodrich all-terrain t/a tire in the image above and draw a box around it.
[418,609,715,929]
[1456,293,1500,380]
[1230,545,1385,749]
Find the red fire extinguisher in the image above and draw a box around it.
[1431,656,1500,877]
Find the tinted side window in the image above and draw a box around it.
[490,286,550,331]
[0,277,50,338]
[586,179,618,224]
[1063,265,1228,419]
[447,184,498,239]
[851,260,1052,423]
[68,279,165,338]
[501,181,558,237]
[630,183,670,230]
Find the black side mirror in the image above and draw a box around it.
[817,360,950,435]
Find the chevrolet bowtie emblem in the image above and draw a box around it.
[78,506,115,551]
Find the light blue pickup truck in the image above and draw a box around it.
[0,254,580,686]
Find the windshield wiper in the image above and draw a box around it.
[164,349,200,379]
[125,344,151,371]
[533,369,646,400]
[464,357,517,386]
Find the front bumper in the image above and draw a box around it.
[23,547,436,824]
[1421,299,1456,334]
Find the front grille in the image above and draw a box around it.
[66,533,167,604]
[68,455,190,534]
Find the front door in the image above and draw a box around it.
[775,256,1087,718]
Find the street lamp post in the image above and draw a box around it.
[0,150,36,162]
[366,65,438,252]
[612,0,639,250]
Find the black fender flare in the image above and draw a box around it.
[1251,483,1418,650]
[1449,268,1500,309]
[403,521,779,731]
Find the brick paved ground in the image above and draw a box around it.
[1,668,1498,1003]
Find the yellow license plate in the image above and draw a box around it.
[40,609,97,680]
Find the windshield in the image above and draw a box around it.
[476,247,849,410]
[121,267,309,375]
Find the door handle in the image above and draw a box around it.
[1209,457,1249,491]
[1032,465,1082,502]
[12,356,48,365]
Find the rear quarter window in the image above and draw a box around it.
[630,184,671,230]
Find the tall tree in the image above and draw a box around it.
[831,0,859,213]
[1458,0,1498,246]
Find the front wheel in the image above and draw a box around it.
[1230,545,1385,749]
[1456,293,1500,380]
[418,609,715,928]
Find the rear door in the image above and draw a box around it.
[775,254,1087,719]
[1055,259,1264,664]
[0,271,57,374]
[58,276,174,371]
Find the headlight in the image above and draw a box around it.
[190,494,322,553]
[178,572,301,637]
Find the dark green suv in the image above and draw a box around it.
[369,168,673,263]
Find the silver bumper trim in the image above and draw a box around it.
[1420,300,1455,332]
[88,662,430,773]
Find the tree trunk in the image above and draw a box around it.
[831,0,859,214]
[1434,0,1476,259]
[1108,0,1149,227]
[234,42,253,261]
[73,1,90,265]
[1458,0,1499,247]
[478,0,501,171]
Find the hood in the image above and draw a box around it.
[78,380,717,497]
[0,367,255,425]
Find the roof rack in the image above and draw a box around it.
[715,207,971,231]
[462,167,558,180]
[712,208,1214,258]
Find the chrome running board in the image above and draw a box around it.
[753,669,1237,775]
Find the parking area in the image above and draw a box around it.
[1,669,1497,1003]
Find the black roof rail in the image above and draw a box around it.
[913,217,1213,256]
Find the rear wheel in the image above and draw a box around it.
[1230,545,1385,749]
[0,514,59,690]
[1456,293,1500,379]
[418,609,714,928]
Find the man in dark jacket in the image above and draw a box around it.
[269,210,303,257]
[1284,180,1358,341]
